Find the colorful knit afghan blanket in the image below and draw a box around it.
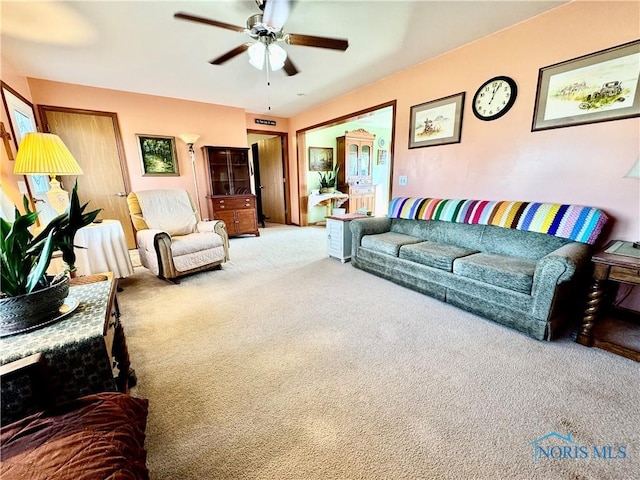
[388,197,608,245]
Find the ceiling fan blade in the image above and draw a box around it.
[174,12,245,33]
[210,44,250,65]
[283,57,298,76]
[285,33,348,51]
[263,0,291,30]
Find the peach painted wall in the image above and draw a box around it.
[1,55,35,210]
[288,1,640,243]
[25,79,250,218]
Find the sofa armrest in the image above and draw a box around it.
[531,242,591,321]
[350,217,392,263]
[197,220,230,261]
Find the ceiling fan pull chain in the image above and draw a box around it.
[266,47,272,111]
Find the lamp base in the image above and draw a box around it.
[46,176,70,215]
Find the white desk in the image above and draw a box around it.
[73,220,134,278]
[308,192,349,217]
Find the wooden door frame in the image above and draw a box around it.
[246,129,290,225]
[37,105,131,194]
[295,100,397,226]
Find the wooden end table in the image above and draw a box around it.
[576,240,640,361]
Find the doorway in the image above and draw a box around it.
[247,130,289,225]
[38,105,135,248]
[296,101,396,226]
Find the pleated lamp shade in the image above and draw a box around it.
[14,132,83,176]
[14,132,83,214]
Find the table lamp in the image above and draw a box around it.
[13,132,83,214]
[178,133,202,215]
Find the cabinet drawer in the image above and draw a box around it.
[610,265,640,284]
[210,196,255,210]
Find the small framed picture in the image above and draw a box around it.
[136,134,179,176]
[308,146,334,171]
[377,150,388,165]
[532,39,640,131]
[409,92,465,149]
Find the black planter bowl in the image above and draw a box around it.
[0,275,70,337]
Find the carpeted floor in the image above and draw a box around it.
[118,224,639,480]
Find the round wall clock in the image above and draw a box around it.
[472,76,518,121]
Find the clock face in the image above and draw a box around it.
[472,76,517,121]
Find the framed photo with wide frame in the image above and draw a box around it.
[308,146,333,171]
[1,82,56,223]
[136,134,179,176]
[409,92,465,149]
[532,40,640,131]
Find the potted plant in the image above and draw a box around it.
[318,164,339,194]
[0,182,101,336]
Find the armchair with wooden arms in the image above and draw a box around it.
[127,189,229,283]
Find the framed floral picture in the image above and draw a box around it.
[409,92,465,148]
[532,39,640,131]
[136,134,179,176]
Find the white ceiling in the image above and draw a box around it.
[1,1,568,118]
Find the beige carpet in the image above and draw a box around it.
[118,224,639,480]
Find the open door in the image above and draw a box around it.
[255,137,286,224]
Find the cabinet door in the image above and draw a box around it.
[326,219,343,257]
[229,149,251,195]
[347,143,359,178]
[236,208,258,234]
[360,144,371,177]
[213,210,237,234]
[207,149,231,195]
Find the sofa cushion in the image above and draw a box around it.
[399,241,479,271]
[453,252,537,294]
[361,232,423,256]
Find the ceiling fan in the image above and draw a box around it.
[174,0,349,76]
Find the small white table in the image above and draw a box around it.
[326,213,369,263]
[73,220,134,278]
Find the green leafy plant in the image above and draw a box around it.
[0,182,101,297]
[318,164,339,189]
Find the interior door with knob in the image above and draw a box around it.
[39,106,136,249]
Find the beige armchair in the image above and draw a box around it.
[127,189,229,283]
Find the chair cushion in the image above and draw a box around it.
[400,241,478,271]
[453,253,537,294]
[135,189,197,236]
[170,232,223,257]
[361,232,423,256]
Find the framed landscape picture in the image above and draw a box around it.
[532,40,640,131]
[309,146,333,171]
[409,92,465,148]
[136,134,179,176]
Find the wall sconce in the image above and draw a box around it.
[13,132,83,214]
[178,134,201,215]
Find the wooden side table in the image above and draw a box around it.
[0,272,136,421]
[576,240,640,361]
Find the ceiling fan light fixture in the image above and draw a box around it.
[248,41,266,69]
[267,43,287,71]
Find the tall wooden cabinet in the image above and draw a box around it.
[336,129,376,214]
[203,146,260,237]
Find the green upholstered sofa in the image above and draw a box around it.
[349,198,608,340]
